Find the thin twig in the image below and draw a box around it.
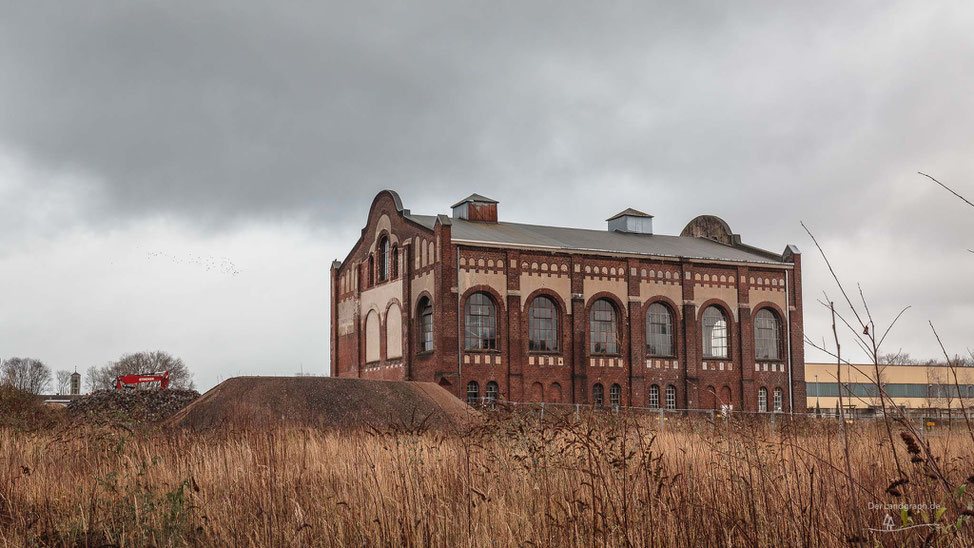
[919,172,974,209]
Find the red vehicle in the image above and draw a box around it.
[114,371,170,390]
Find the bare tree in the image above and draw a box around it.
[90,351,194,390]
[1,357,52,395]
[878,351,919,365]
[85,364,122,392]
[55,370,72,395]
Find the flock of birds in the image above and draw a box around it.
[145,251,242,276]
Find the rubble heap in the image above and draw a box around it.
[166,376,480,432]
[67,389,200,423]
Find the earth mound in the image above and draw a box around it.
[67,389,200,423]
[0,385,62,429]
[165,376,479,432]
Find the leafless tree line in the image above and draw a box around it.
[2,350,193,395]
[85,350,194,391]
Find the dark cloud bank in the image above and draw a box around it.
[1,1,973,385]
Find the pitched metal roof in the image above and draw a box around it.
[450,193,498,208]
[606,208,653,221]
[403,214,786,264]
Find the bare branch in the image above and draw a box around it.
[801,222,867,330]
[919,171,974,210]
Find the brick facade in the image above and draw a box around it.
[331,190,806,412]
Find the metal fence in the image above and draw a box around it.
[467,397,974,436]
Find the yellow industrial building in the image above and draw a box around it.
[806,362,974,413]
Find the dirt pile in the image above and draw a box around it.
[67,389,200,423]
[165,376,479,432]
[0,385,62,429]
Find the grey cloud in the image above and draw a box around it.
[4,1,972,233]
[1,1,973,377]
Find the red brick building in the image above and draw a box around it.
[330,190,805,412]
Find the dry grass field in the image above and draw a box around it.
[3,410,974,547]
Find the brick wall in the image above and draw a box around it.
[330,193,806,412]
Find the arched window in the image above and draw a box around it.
[758,387,768,412]
[648,385,660,409]
[386,303,402,359]
[364,310,380,363]
[592,383,604,407]
[485,381,498,408]
[646,303,674,357]
[378,237,390,281]
[528,296,558,352]
[702,306,728,359]
[464,293,497,350]
[665,385,677,410]
[590,299,619,354]
[367,255,375,287]
[549,382,563,403]
[754,309,781,360]
[466,381,480,406]
[418,297,433,352]
[391,245,398,279]
[609,384,621,408]
[773,387,783,412]
[706,385,717,409]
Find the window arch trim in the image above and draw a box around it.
[586,293,626,356]
[698,300,733,360]
[752,302,787,362]
[526,293,561,353]
[462,287,504,351]
[377,235,390,282]
[645,299,678,358]
[416,293,434,354]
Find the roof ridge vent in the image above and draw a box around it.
[451,193,498,222]
[607,208,654,234]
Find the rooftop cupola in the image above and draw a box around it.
[607,208,654,234]
[451,193,498,222]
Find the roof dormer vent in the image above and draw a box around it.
[607,208,654,234]
[451,193,498,222]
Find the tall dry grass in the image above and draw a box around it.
[2,411,973,547]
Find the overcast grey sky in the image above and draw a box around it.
[1,1,972,390]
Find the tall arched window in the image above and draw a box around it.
[367,255,375,287]
[773,387,783,412]
[485,381,498,407]
[590,299,619,354]
[646,303,674,356]
[758,387,768,412]
[609,384,621,408]
[386,303,402,359]
[378,237,390,281]
[592,383,604,407]
[702,306,728,359]
[754,309,781,360]
[391,245,398,279]
[466,381,480,406]
[665,385,677,410]
[464,293,497,350]
[364,310,380,363]
[528,296,558,352]
[418,297,433,352]
[648,385,660,409]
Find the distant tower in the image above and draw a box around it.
[70,371,81,395]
